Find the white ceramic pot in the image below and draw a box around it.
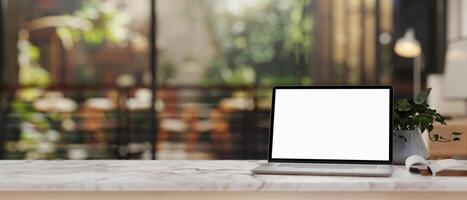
[392,129,429,164]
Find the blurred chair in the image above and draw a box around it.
[189,108,231,155]
[80,97,116,145]
[158,104,232,157]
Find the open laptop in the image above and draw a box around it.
[252,86,393,176]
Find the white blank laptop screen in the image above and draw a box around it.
[271,89,390,161]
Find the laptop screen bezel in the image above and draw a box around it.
[267,85,393,164]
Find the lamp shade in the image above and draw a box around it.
[444,40,467,99]
[394,29,421,58]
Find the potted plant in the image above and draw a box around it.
[393,88,462,164]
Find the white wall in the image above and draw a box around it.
[447,0,467,41]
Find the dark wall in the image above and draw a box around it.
[391,0,446,97]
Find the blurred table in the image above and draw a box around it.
[430,118,467,159]
[0,160,466,200]
[33,92,78,113]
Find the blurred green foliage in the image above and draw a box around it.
[10,0,132,159]
[203,0,314,86]
[17,40,51,88]
[57,0,130,46]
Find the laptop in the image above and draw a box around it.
[252,86,393,176]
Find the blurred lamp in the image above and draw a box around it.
[394,28,423,99]
[394,28,421,58]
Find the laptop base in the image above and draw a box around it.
[252,163,392,177]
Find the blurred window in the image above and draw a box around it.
[0,0,393,160]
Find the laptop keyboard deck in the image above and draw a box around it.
[276,163,378,169]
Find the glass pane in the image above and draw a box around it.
[0,0,405,160]
[1,0,152,159]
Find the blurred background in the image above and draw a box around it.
[0,0,465,160]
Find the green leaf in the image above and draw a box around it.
[452,132,463,136]
[420,127,426,133]
[434,113,446,124]
[394,112,400,121]
[414,88,432,104]
[396,99,411,112]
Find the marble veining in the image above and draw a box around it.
[0,160,466,191]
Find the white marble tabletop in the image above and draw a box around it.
[0,160,466,192]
